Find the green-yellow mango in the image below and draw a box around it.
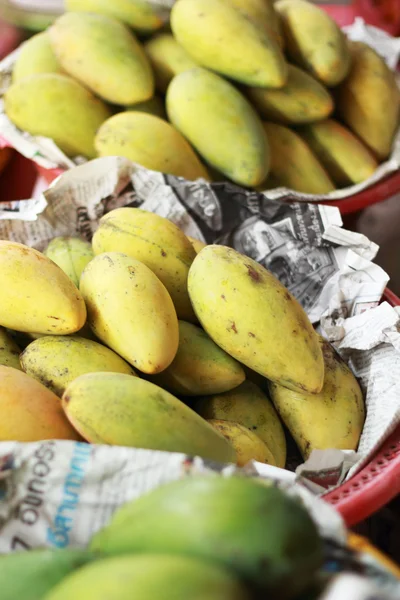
[230,0,284,48]
[44,237,94,288]
[148,320,245,396]
[269,337,365,459]
[49,12,154,105]
[188,245,324,394]
[5,74,111,158]
[12,32,62,82]
[65,0,164,33]
[92,207,197,322]
[276,0,351,87]
[144,33,198,93]
[171,0,287,87]
[336,42,400,160]
[62,373,236,463]
[125,95,167,120]
[167,68,269,187]
[194,380,286,468]
[95,112,209,182]
[0,327,21,370]
[80,252,179,374]
[20,335,136,397]
[262,122,335,194]
[299,119,379,187]
[248,64,334,125]
[0,241,86,335]
[207,419,276,467]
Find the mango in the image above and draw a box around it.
[5,74,111,158]
[187,236,207,254]
[12,32,62,82]
[188,245,324,394]
[194,380,286,468]
[207,419,276,467]
[269,337,365,459]
[44,237,94,288]
[167,68,269,187]
[0,366,80,442]
[0,241,86,334]
[170,0,287,87]
[62,373,236,462]
[0,327,21,370]
[230,0,284,48]
[92,207,197,322]
[299,119,378,187]
[49,12,154,105]
[262,122,335,194]
[276,0,351,87]
[148,320,245,396]
[336,42,400,160]
[95,112,209,182]
[44,554,249,600]
[144,33,198,93]
[80,252,178,374]
[90,476,323,597]
[65,0,164,33]
[248,64,333,125]
[20,335,136,397]
[125,96,167,120]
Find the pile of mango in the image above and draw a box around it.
[4,0,400,193]
[0,207,365,468]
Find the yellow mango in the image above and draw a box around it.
[276,0,351,87]
[125,96,167,120]
[95,112,209,182]
[299,119,378,187]
[230,0,283,48]
[80,252,179,374]
[171,0,287,87]
[262,122,335,194]
[49,12,154,105]
[62,373,237,463]
[144,33,198,93]
[0,241,86,335]
[0,366,80,442]
[0,327,21,370]
[44,237,94,288]
[148,320,245,396]
[65,0,164,33]
[21,335,136,397]
[248,64,333,125]
[336,42,400,160]
[12,32,62,82]
[188,245,324,394]
[5,74,111,158]
[187,236,207,254]
[92,207,197,322]
[167,68,269,187]
[269,338,365,459]
[207,420,276,467]
[194,380,286,468]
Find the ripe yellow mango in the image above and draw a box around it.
[44,237,94,288]
[80,252,179,374]
[194,380,286,468]
[149,320,245,396]
[49,12,154,105]
[262,122,335,194]
[0,241,86,335]
[0,327,21,370]
[92,207,197,322]
[230,0,283,48]
[207,419,276,467]
[167,68,269,187]
[12,32,62,82]
[248,64,333,125]
[187,236,207,254]
[171,0,287,87]
[276,0,351,87]
[0,366,80,442]
[337,42,400,160]
[62,373,236,463]
[269,338,365,459]
[125,96,167,120]
[21,335,136,397]
[95,112,209,182]
[188,245,324,394]
[65,0,164,33]
[299,119,378,187]
[5,74,111,158]
[144,33,198,93]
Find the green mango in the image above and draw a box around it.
[12,32,62,82]
[44,237,94,288]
